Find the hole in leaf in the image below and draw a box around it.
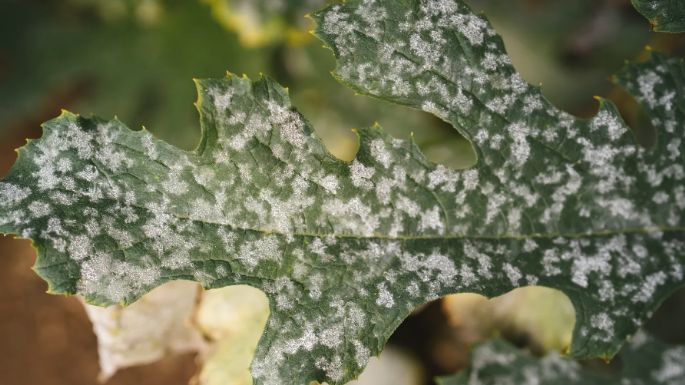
[195,284,270,385]
[388,286,575,384]
[442,287,575,357]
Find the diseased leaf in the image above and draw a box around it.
[436,333,685,385]
[1,1,684,385]
[631,0,685,33]
[313,0,685,358]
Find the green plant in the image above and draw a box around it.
[1,0,683,384]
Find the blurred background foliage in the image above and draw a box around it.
[1,0,684,385]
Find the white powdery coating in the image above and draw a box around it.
[238,236,281,269]
[369,138,393,169]
[319,174,339,194]
[590,313,615,341]
[376,283,394,308]
[349,160,375,190]
[79,252,161,304]
[638,70,662,108]
[0,183,31,207]
[28,201,51,218]
[419,206,445,233]
[502,263,522,286]
[507,123,531,165]
[267,101,307,149]
[634,272,667,303]
[68,234,93,261]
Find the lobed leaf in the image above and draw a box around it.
[436,333,685,385]
[1,0,684,384]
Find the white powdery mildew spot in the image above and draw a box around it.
[591,109,625,141]
[522,94,543,114]
[454,13,488,46]
[419,206,445,233]
[79,251,161,304]
[315,355,344,382]
[570,252,611,288]
[410,32,443,68]
[308,238,327,257]
[67,122,95,160]
[502,263,522,286]
[428,165,459,193]
[28,201,51,218]
[238,236,281,269]
[353,340,371,369]
[162,172,189,195]
[209,86,233,111]
[349,160,375,190]
[637,70,662,109]
[462,170,479,190]
[590,313,615,342]
[140,134,158,160]
[318,174,339,194]
[376,282,394,308]
[374,177,395,205]
[396,195,420,218]
[666,138,681,160]
[369,138,393,169]
[320,325,343,348]
[251,322,321,385]
[267,101,306,149]
[507,123,531,166]
[0,183,31,207]
[634,272,668,303]
[307,273,324,300]
[421,101,449,120]
[471,343,517,369]
[464,242,493,279]
[67,234,93,261]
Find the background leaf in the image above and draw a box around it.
[202,0,329,47]
[632,0,685,33]
[436,333,685,385]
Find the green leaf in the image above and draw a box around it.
[436,333,685,385]
[631,0,685,33]
[313,0,685,357]
[1,1,684,385]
